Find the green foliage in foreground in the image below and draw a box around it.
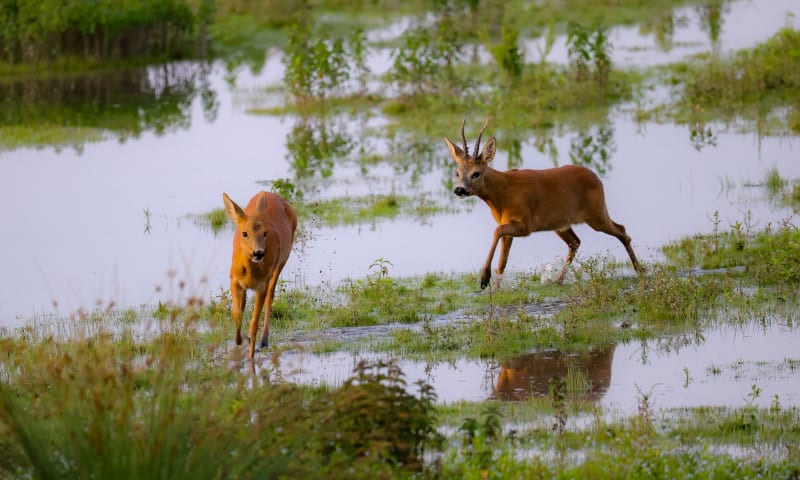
[0,319,441,478]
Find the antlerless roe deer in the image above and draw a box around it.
[223,191,297,358]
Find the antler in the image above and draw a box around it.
[460,117,469,155]
[473,116,489,159]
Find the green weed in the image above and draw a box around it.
[671,26,800,133]
[0,314,442,478]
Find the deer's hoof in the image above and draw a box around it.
[259,339,269,350]
[480,269,491,290]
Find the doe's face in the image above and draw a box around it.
[238,219,268,263]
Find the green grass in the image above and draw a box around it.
[435,400,800,479]
[0,312,441,478]
[662,222,800,288]
[666,26,800,134]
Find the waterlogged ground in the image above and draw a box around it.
[1,0,800,441]
[267,319,800,412]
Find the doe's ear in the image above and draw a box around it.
[480,137,497,164]
[222,192,246,223]
[255,191,269,214]
[443,137,466,163]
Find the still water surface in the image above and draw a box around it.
[274,321,800,412]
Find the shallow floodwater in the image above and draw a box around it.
[1,0,799,329]
[270,320,800,413]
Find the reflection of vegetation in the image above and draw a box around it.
[387,1,467,97]
[503,138,523,169]
[638,11,682,51]
[567,22,612,85]
[696,0,728,50]
[760,169,800,213]
[568,124,615,175]
[283,17,367,103]
[688,119,717,151]
[534,130,560,167]
[0,64,218,151]
[670,27,800,134]
[483,24,525,86]
[285,116,353,178]
[195,192,450,232]
[303,193,448,227]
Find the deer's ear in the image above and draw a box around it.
[481,137,497,164]
[444,137,465,162]
[255,191,269,214]
[223,193,246,223]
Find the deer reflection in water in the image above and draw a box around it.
[492,345,615,402]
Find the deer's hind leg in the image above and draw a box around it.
[554,228,581,284]
[586,217,642,273]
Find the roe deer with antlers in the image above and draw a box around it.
[444,118,641,288]
[223,191,297,358]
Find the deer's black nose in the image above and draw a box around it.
[454,187,469,197]
[252,250,265,262]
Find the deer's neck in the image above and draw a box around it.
[475,167,510,211]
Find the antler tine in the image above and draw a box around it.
[473,116,489,159]
[460,117,469,155]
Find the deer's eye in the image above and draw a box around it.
[471,172,481,179]
[263,231,267,237]
[242,231,248,238]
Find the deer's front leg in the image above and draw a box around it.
[492,237,514,292]
[248,289,267,358]
[480,221,527,290]
[231,280,246,346]
[258,273,280,350]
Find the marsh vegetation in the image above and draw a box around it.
[1,0,800,478]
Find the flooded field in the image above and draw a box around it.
[2,0,800,476]
[271,320,800,412]
[1,0,799,420]
[2,0,799,326]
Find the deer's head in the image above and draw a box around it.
[223,192,269,263]
[444,117,496,197]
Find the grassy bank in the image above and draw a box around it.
[2,222,799,477]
